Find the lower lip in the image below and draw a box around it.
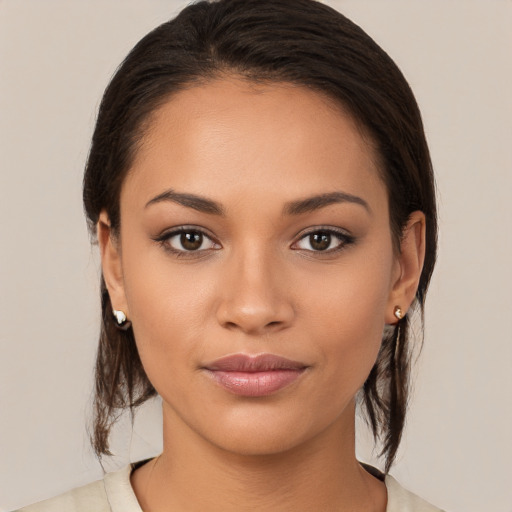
[207,369,305,397]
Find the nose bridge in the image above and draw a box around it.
[216,240,294,334]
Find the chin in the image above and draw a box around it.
[212,427,312,458]
[190,400,344,458]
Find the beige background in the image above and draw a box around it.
[1,1,511,511]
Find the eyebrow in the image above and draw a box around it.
[145,189,370,216]
[145,189,225,215]
[284,191,371,216]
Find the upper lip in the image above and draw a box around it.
[203,353,308,372]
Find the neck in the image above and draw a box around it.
[132,400,386,512]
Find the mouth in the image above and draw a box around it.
[202,353,309,397]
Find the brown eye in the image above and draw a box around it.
[293,228,353,253]
[161,229,218,253]
[309,232,331,251]
[180,231,203,250]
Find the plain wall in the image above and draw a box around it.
[1,1,511,511]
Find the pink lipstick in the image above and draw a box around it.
[203,354,308,397]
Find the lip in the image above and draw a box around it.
[202,354,308,397]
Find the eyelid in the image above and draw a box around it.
[291,226,355,252]
[152,225,221,255]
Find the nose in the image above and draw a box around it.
[215,248,295,336]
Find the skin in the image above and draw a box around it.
[98,76,425,511]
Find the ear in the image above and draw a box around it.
[386,211,426,324]
[97,210,129,317]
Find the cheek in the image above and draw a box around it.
[120,249,216,384]
[300,245,394,379]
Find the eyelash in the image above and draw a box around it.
[153,226,220,258]
[153,226,355,258]
[291,227,355,255]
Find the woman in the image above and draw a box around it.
[18,0,442,510]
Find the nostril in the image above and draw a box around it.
[218,312,291,335]
[223,319,282,331]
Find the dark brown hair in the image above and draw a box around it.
[83,0,437,473]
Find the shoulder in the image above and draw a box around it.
[15,464,142,512]
[15,479,109,512]
[385,474,445,512]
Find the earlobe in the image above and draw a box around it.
[386,211,426,324]
[97,211,129,317]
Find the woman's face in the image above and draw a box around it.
[101,77,420,455]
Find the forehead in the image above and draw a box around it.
[123,77,385,213]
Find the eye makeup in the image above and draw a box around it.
[151,223,356,260]
[152,225,221,259]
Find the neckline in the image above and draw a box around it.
[132,458,386,479]
[360,461,386,482]
[110,457,391,512]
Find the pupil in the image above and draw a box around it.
[310,232,331,251]
[181,232,202,250]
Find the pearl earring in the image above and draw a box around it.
[393,306,404,321]
[113,309,131,330]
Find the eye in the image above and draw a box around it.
[155,227,220,255]
[292,229,354,253]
